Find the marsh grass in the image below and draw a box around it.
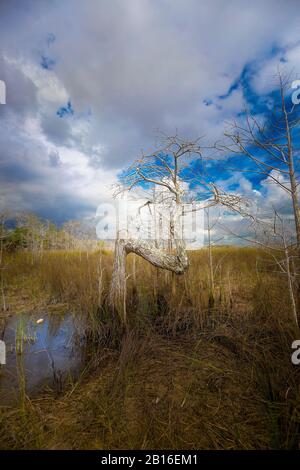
[15,316,36,355]
[0,246,299,449]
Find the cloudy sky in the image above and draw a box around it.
[0,0,299,229]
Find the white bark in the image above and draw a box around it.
[109,204,189,317]
[109,237,188,313]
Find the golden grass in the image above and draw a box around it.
[0,247,299,449]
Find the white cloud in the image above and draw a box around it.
[0,0,299,224]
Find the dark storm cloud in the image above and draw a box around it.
[0,53,38,118]
[28,192,95,225]
[48,151,61,168]
[40,110,72,146]
[0,0,300,222]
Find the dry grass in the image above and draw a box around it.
[0,247,299,449]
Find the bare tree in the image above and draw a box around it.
[205,207,224,299]
[109,134,197,317]
[218,211,299,327]
[108,133,249,319]
[218,71,300,256]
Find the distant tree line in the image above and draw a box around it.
[0,212,100,253]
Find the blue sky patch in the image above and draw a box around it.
[56,101,74,118]
[41,55,56,70]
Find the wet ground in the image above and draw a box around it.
[0,312,85,403]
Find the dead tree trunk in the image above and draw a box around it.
[109,234,188,319]
[108,133,208,319]
[280,78,300,258]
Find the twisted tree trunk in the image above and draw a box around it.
[109,234,189,318]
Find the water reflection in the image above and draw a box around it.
[0,312,84,403]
